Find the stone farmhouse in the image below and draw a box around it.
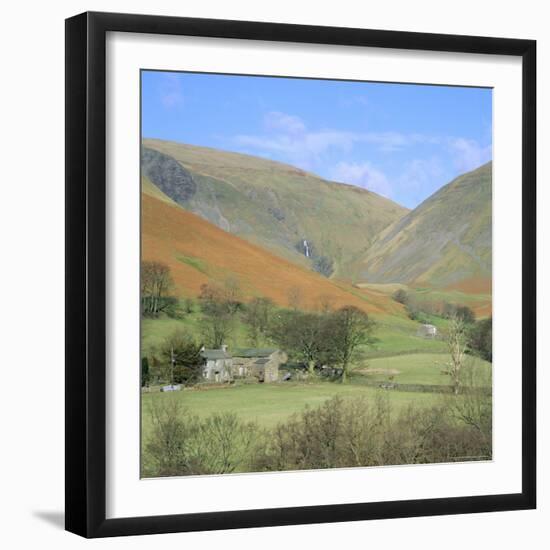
[200,346,287,383]
[200,346,233,383]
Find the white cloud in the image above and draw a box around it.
[159,74,184,109]
[230,110,491,202]
[331,161,393,198]
[234,127,357,170]
[264,111,306,134]
[448,137,492,172]
[233,110,434,170]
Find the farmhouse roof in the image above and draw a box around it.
[232,348,278,358]
[201,349,232,360]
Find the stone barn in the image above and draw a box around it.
[232,348,287,383]
[417,323,438,338]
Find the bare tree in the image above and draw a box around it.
[201,312,234,349]
[317,294,334,314]
[141,260,175,316]
[243,297,274,346]
[287,286,303,311]
[223,276,243,315]
[198,280,242,348]
[445,315,467,395]
[446,362,492,458]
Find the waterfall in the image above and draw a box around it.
[303,239,310,258]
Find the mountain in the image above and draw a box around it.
[141,178,403,316]
[142,138,408,280]
[356,162,492,288]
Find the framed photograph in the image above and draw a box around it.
[65,11,536,538]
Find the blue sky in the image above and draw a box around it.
[142,71,492,209]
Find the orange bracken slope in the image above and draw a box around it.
[142,192,399,315]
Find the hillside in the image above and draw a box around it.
[141,181,403,316]
[356,162,492,288]
[142,138,408,280]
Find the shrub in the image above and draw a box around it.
[313,255,334,277]
[252,394,492,472]
[141,357,150,387]
[158,329,203,385]
[441,302,475,324]
[392,289,409,305]
[468,317,492,361]
[146,398,259,476]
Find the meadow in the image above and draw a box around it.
[140,289,492,477]
[140,374,451,476]
[141,376,442,432]
[138,140,493,478]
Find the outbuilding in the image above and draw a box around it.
[417,324,438,338]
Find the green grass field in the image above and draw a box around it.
[356,283,492,320]
[141,350,490,437]
[141,379,441,434]
[141,306,492,476]
[141,301,491,444]
[363,318,448,357]
[142,313,252,353]
[360,353,491,385]
[142,307,451,359]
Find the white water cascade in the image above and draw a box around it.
[303,239,310,258]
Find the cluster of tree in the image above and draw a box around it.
[392,289,475,324]
[142,329,204,387]
[144,388,492,477]
[141,261,179,317]
[142,267,377,382]
[392,288,409,305]
[141,357,151,387]
[312,255,334,278]
[242,297,274,346]
[255,392,491,472]
[441,303,476,324]
[141,262,197,319]
[269,305,376,382]
[198,277,244,348]
[440,314,493,396]
[467,317,492,362]
[197,278,278,349]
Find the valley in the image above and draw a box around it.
[139,139,493,477]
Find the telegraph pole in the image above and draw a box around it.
[170,347,175,388]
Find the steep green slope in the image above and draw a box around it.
[142,138,408,279]
[357,162,492,287]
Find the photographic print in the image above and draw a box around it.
[140,71,493,478]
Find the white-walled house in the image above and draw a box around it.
[200,346,233,382]
[417,324,438,338]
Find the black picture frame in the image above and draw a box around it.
[65,11,536,538]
